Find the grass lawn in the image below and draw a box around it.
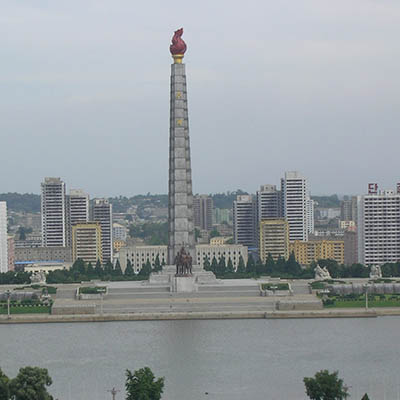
[0,305,52,314]
[324,294,400,308]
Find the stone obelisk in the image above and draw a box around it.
[167,28,195,266]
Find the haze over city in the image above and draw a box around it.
[1,0,400,196]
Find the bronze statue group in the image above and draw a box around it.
[174,246,193,276]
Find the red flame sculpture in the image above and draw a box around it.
[170,28,187,55]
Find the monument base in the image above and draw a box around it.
[148,265,219,292]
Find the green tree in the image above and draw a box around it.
[139,260,152,277]
[125,367,164,400]
[246,255,256,274]
[304,370,349,400]
[72,258,86,275]
[0,368,10,400]
[153,255,161,272]
[114,259,123,276]
[226,257,234,273]
[125,260,135,276]
[265,253,275,274]
[209,228,220,239]
[210,256,218,274]
[286,252,302,276]
[87,262,94,275]
[237,255,246,273]
[104,260,113,275]
[361,395,370,400]
[256,258,266,275]
[276,255,286,274]
[95,259,103,276]
[10,366,53,400]
[203,255,211,271]
[216,256,227,275]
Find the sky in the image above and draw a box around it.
[1,0,399,197]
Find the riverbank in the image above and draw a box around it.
[2,307,400,324]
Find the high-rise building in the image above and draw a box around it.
[341,196,358,221]
[193,195,213,231]
[256,185,282,222]
[233,195,256,248]
[281,171,309,242]
[306,198,315,235]
[7,236,14,271]
[0,202,8,273]
[92,199,113,262]
[41,177,67,247]
[259,219,289,262]
[72,222,102,264]
[357,183,400,265]
[344,229,358,266]
[66,189,89,246]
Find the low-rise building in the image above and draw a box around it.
[289,240,344,266]
[15,246,72,263]
[119,244,248,273]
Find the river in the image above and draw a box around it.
[1,317,400,399]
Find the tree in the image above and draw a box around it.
[203,255,211,271]
[286,252,302,276]
[104,260,113,275]
[246,255,255,274]
[72,258,86,275]
[10,366,53,400]
[114,259,123,276]
[216,256,227,275]
[95,259,103,276]
[361,395,370,400]
[255,258,266,275]
[276,256,286,274]
[87,262,94,275]
[304,370,349,400]
[265,253,275,274]
[210,256,218,274]
[125,259,135,276]
[226,257,234,273]
[0,369,10,400]
[139,260,152,277]
[125,367,164,400]
[237,255,246,273]
[153,255,161,272]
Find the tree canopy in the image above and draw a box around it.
[125,367,164,400]
[9,367,53,400]
[304,370,348,400]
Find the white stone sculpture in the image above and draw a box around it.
[314,265,331,281]
[369,265,382,280]
[30,271,46,285]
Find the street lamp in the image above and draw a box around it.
[5,290,11,319]
[107,387,120,400]
[363,284,370,310]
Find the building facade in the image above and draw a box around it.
[193,195,213,231]
[92,199,113,262]
[15,246,72,263]
[67,189,89,246]
[119,244,248,273]
[7,236,15,271]
[41,177,67,247]
[233,195,256,248]
[281,171,310,242]
[72,222,102,264]
[0,202,8,273]
[113,223,127,241]
[357,183,400,265]
[259,219,289,263]
[290,240,344,266]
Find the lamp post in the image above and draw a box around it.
[5,289,11,319]
[107,387,120,400]
[363,284,370,310]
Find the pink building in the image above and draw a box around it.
[7,236,15,271]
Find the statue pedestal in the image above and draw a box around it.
[174,276,197,293]
[148,265,219,292]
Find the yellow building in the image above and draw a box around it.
[210,236,232,245]
[259,219,289,263]
[289,240,344,265]
[113,239,126,253]
[72,222,102,264]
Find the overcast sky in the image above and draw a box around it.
[1,0,399,197]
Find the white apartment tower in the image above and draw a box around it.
[233,195,256,248]
[66,189,89,246]
[0,202,8,272]
[92,199,113,262]
[256,184,282,222]
[306,198,315,235]
[41,177,67,247]
[281,171,309,242]
[357,183,400,265]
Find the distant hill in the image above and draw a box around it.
[311,195,341,208]
[0,193,41,213]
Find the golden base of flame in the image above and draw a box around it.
[172,54,184,64]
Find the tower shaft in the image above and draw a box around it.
[167,62,195,265]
